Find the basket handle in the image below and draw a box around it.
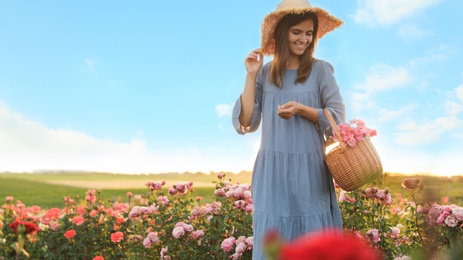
[323,108,346,150]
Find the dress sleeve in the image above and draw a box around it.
[316,61,345,138]
[231,68,264,135]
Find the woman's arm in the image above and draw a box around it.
[239,49,264,127]
[239,72,258,127]
[277,102,318,123]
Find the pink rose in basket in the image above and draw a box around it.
[333,119,377,147]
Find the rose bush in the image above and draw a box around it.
[1,173,463,259]
[0,174,253,259]
[337,176,463,259]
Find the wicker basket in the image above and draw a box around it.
[323,109,383,191]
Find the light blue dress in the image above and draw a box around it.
[232,59,345,260]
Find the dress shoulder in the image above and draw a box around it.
[313,58,335,73]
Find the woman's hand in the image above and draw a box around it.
[244,49,263,75]
[278,101,301,119]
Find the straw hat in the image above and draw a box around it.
[261,0,343,55]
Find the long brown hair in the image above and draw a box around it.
[269,12,319,88]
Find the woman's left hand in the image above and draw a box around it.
[278,101,300,119]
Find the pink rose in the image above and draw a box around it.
[233,187,244,198]
[236,236,247,244]
[385,193,393,205]
[243,190,252,199]
[199,206,209,216]
[175,222,194,232]
[148,232,159,243]
[450,205,463,221]
[437,209,451,224]
[240,183,251,190]
[160,246,169,257]
[367,229,380,243]
[347,196,356,203]
[143,237,151,248]
[428,205,444,221]
[172,226,185,238]
[49,221,60,231]
[365,187,378,199]
[214,189,226,197]
[141,206,150,214]
[445,216,458,227]
[226,190,234,198]
[244,204,253,213]
[339,191,347,202]
[192,230,205,240]
[174,182,186,194]
[390,227,400,238]
[191,206,200,217]
[221,237,236,252]
[417,206,429,215]
[375,189,388,200]
[157,196,169,206]
[5,195,14,203]
[246,237,254,249]
[346,138,357,147]
[168,187,177,195]
[401,178,421,190]
[129,206,140,219]
[235,242,246,254]
[152,181,164,190]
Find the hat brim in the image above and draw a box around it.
[261,7,343,56]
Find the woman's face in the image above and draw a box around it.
[287,19,314,57]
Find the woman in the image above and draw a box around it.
[232,0,345,259]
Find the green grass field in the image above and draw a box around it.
[0,171,251,209]
[1,171,462,209]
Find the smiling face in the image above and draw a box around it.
[287,19,314,58]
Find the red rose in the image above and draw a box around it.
[279,229,381,260]
[9,218,41,235]
[64,230,77,239]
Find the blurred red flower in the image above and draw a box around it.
[279,229,381,260]
[64,230,77,239]
[111,231,124,243]
[9,218,41,235]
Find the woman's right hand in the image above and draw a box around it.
[244,49,263,75]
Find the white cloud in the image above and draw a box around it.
[351,64,412,112]
[444,85,463,116]
[374,137,463,176]
[378,103,418,123]
[352,0,441,26]
[394,120,441,145]
[215,103,233,117]
[356,64,412,92]
[0,103,248,174]
[391,85,463,146]
[456,85,463,102]
[445,101,462,116]
[394,116,463,146]
[349,92,375,112]
[397,24,429,40]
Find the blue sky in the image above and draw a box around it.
[1,0,462,176]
